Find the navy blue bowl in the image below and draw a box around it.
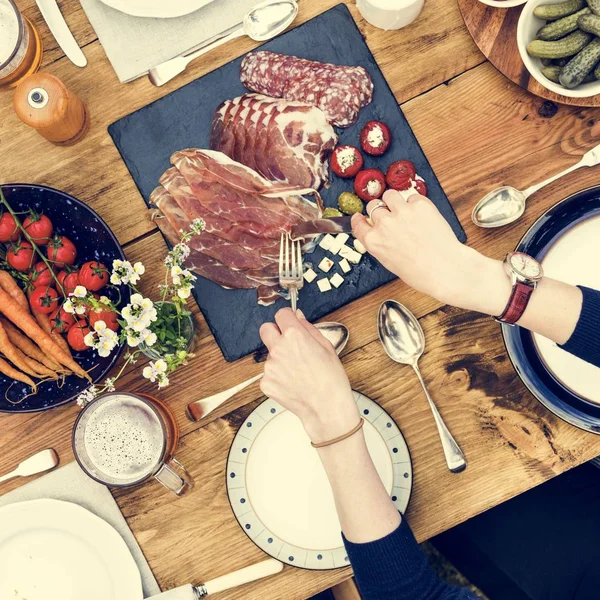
[502,185,600,434]
[0,184,129,413]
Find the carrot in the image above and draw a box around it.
[0,288,90,381]
[34,311,74,359]
[0,270,28,311]
[0,356,36,392]
[0,317,62,372]
[0,321,42,377]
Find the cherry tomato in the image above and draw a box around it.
[47,235,77,267]
[0,213,19,243]
[385,161,417,191]
[7,241,34,272]
[57,271,80,296]
[23,212,53,244]
[79,261,109,292]
[67,320,91,352]
[89,308,120,332]
[29,262,55,289]
[360,121,392,156]
[49,306,76,334]
[414,178,428,196]
[330,145,364,179]
[353,169,386,201]
[29,286,60,314]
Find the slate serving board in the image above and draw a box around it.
[108,4,466,362]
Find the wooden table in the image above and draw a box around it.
[2,0,600,597]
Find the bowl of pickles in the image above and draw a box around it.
[517,0,600,97]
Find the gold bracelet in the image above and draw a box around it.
[311,418,365,449]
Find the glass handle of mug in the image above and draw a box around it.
[154,458,194,496]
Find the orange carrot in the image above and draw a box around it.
[0,270,28,311]
[0,321,41,377]
[0,356,36,392]
[0,288,90,381]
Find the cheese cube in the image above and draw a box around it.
[353,239,367,254]
[318,257,334,273]
[330,233,350,255]
[317,278,332,292]
[330,273,344,288]
[339,258,352,273]
[319,234,336,251]
[339,245,362,264]
[303,268,317,283]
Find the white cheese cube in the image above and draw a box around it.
[330,273,344,288]
[303,268,317,283]
[353,239,367,254]
[339,258,352,274]
[319,234,336,251]
[317,278,332,292]
[330,233,350,255]
[339,245,362,264]
[318,257,334,273]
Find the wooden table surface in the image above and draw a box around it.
[2,0,600,598]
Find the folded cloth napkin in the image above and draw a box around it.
[0,461,161,598]
[79,0,258,83]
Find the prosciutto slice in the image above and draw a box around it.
[210,94,337,189]
[150,149,322,305]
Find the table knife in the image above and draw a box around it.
[148,559,283,599]
[35,0,87,67]
[290,216,353,239]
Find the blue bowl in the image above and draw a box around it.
[0,184,129,413]
[502,185,600,434]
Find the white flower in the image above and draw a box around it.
[142,366,154,380]
[93,320,107,334]
[171,265,183,277]
[130,293,143,305]
[126,330,142,347]
[110,273,121,285]
[177,286,191,299]
[190,218,205,235]
[154,359,167,374]
[83,331,96,347]
[142,329,157,347]
[133,262,145,275]
[75,304,86,315]
[63,299,75,314]
[100,295,111,305]
[104,378,116,393]
[76,385,98,407]
[72,285,87,298]
[157,375,170,389]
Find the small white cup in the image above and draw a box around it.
[357,0,425,31]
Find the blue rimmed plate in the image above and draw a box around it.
[0,185,129,413]
[502,186,600,434]
[226,391,412,570]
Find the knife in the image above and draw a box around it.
[148,559,284,599]
[290,216,353,240]
[35,0,87,67]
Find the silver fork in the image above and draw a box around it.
[279,232,303,312]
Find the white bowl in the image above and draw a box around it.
[478,0,526,8]
[517,0,600,98]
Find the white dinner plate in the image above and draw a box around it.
[533,214,600,405]
[0,499,143,600]
[227,391,412,569]
[98,0,216,18]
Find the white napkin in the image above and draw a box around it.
[0,461,162,598]
[79,0,258,83]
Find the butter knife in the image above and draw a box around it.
[290,216,353,240]
[35,0,87,67]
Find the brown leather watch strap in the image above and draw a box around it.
[498,282,534,325]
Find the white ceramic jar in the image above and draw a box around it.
[357,0,425,30]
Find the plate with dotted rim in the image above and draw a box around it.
[226,391,412,570]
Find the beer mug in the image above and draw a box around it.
[73,392,194,496]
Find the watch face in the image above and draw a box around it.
[509,252,542,279]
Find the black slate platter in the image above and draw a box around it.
[108,4,466,362]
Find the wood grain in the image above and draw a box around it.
[2,1,600,599]
[458,0,600,107]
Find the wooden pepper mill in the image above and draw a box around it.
[13,73,90,145]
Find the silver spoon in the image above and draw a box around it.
[186,322,349,422]
[377,301,466,473]
[472,142,600,228]
[149,0,299,87]
[0,449,59,484]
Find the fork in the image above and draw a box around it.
[279,232,303,312]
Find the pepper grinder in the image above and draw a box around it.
[13,73,90,145]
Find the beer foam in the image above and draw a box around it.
[0,1,19,66]
[83,395,165,483]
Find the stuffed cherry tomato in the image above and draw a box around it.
[360,121,391,156]
[23,212,53,244]
[79,261,109,292]
[354,169,386,201]
[386,160,417,191]
[330,145,364,178]
[7,241,34,272]
[0,213,19,243]
[29,262,55,289]
[47,235,77,267]
[29,286,60,314]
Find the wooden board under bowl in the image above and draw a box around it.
[458,0,600,107]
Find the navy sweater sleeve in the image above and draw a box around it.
[344,518,477,600]
[560,286,600,368]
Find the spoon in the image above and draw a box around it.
[186,321,349,422]
[0,449,59,484]
[149,0,299,87]
[471,141,600,228]
[377,301,466,473]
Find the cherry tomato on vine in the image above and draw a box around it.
[68,320,91,352]
[49,306,76,334]
[29,286,60,314]
[57,270,80,296]
[0,213,19,243]
[23,212,53,244]
[47,235,77,267]
[7,241,34,272]
[79,261,109,292]
[29,262,55,289]
[89,307,120,332]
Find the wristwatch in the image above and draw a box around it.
[496,251,543,325]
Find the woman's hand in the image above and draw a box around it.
[259,308,360,444]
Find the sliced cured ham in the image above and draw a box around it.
[210,94,337,190]
[150,149,322,306]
